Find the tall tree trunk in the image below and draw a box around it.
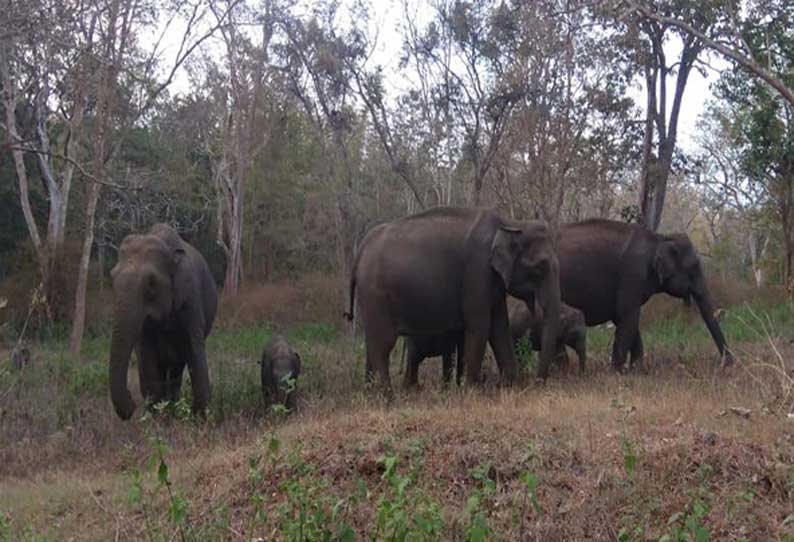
[70,0,131,359]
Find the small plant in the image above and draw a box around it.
[464,462,496,542]
[515,337,536,373]
[622,435,638,479]
[125,418,191,541]
[661,464,713,542]
[617,524,646,542]
[373,453,444,541]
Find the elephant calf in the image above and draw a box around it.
[261,335,301,410]
[403,331,464,388]
[509,300,587,373]
[404,300,587,386]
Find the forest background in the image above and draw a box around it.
[2,0,794,353]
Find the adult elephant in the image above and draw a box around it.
[345,207,560,395]
[108,223,218,420]
[558,219,732,371]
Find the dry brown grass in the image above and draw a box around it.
[216,273,345,329]
[2,340,793,541]
[2,274,793,540]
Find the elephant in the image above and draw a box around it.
[108,223,218,420]
[260,335,301,410]
[402,331,464,388]
[508,299,587,373]
[402,299,585,387]
[345,207,561,395]
[557,219,733,371]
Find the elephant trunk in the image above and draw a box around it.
[692,283,732,365]
[109,300,144,420]
[536,268,561,379]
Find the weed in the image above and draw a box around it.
[621,435,638,479]
[515,336,536,373]
[373,453,444,541]
[660,464,714,542]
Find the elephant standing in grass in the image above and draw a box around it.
[508,300,587,373]
[402,331,464,388]
[558,219,733,371]
[109,224,217,420]
[403,300,586,386]
[261,335,301,410]
[346,207,560,395]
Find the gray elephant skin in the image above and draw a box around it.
[345,207,561,395]
[403,299,586,386]
[261,335,301,410]
[109,223,218,420]
[558,219,732,371]
[508,300,587,373]
[402,331,464,388]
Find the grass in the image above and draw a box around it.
[1,297,794,540]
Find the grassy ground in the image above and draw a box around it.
[1,299,794,541]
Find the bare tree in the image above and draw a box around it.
[0,0,95,319]
[626,1,794,107]
[626,6,705,232]
[201,0,276,295]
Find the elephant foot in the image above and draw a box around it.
[720,350,736,368]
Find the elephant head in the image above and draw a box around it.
[108,233,185,420]
[654,234,733,364]
[491,221,561,378]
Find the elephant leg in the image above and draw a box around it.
[441,351,453,386]
[165,362,185,402]
[554,345,570,370]
[403,342,421,390]
[611,312,639,372]
[488,300,517,384]
[185,323,211,416]
[364,324,397,398]
[137,334,163,405]
[462,329,489,385]
[629,331,645,373]
[456,340,465,386]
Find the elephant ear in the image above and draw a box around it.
[653,241,678,286]
[491,225,521,288]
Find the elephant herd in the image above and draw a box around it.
[107,207,733,420]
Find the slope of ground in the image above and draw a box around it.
[1,301,794,541]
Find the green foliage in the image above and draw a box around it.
[514,336,536,373]
[463,462,496,542]
[290,323,337,345]
[660,464,714,542]
[621,436,638,479]
[373,453,444,542]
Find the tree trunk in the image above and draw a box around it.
[69,180,101,358]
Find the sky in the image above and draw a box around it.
[151,0,729,154]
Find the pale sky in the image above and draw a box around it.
[152,0,727,154]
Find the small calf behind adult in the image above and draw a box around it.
[260,335,301,411]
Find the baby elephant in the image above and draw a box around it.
[403,331,464,388]
[261,335,301,410]
[509,301,587,373]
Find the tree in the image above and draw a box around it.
[625,0,794,107]
[0,0,94,319]
[491,1,637,225]
[613,1,720,232]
